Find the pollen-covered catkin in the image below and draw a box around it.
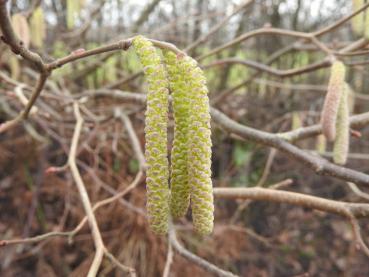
[181,56,214,235]
[164,51,191,219]
[320,61,346,141]
[333,85,350,165]
[132,36,170,234]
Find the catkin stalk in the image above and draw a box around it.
[164,51,191,219]
[333,85,350,165]
[320,61,346,141]
[132,36,170,234]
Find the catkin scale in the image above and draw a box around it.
[320,61,346,141]
[181,56,214,235]
[133,36,170,234]
[333,86,350,165]
[164,51,191,219]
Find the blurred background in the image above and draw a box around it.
[1,0,369,276]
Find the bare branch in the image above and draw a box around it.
[169,226,238,277]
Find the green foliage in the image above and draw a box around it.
[233,143,252,168]
[53,41,69,58]
[103,56,118,83]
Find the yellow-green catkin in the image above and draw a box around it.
[181,55,214,235]
[132,36,170,234]
[316,134,327,155]
[30,7,46,48]
[291,112,302,130]
[352,0,364,36]
[320,61,346,141]
[343,82,356,113]
[164,51,191,219]
[364,1,369,39]
[333,85,350,165]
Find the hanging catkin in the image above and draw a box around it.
[352,0,364,36]
[320,61,346,141]
[164,51,191,219]
[316,134,327,155]
[364,1,369,39]
[333,85,350,165]
[30,7,46,48]
[132,36,170,234]
[181,56,214,235]
[11,14,30,48]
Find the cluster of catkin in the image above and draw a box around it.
[320,61,350,165]
[132,36,214,235]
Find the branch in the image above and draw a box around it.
[0,1,44,69]
[185,0,255,53]
[168,226,238,277]
[68,102,105,277]
[214,187,369,257]
[162,239,173,277]
[204,57,330,78]
[214,187,369,218]
[74,90,369,187]
[210,108,369,186]
[0,72,49,133]
[115,109,146,170]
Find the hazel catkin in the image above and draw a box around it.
[333,85,350,165]
[352,0,364,36]
[320,61,346,141]
[181,56,214,235]
[132,36,170,234]
[164,51,191,219]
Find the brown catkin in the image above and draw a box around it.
[320,61,346,141]
[11,14,30,48]
[333,85,350,165]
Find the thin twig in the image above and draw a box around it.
[162,238,174,277]
[68,102,105,277]
[168,226,238,277]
